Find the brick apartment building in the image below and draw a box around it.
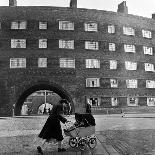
[0,0,155,116]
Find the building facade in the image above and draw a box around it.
[1,0,155,116]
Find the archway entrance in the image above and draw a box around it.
[14,83,74,116]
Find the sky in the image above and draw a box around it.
[0,0,155,18]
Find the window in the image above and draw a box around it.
[10,58,26,68]
[124,44,135,53]
[110,79,118,88]
[11,21,27,29]
[145,63,154,72]
[109,43,116,51]
[38,58,47,68]
[59,58,75,68]
[142,29,152,38]
[86,59,100,68]
[87,98,100,106]
[143,46,153,55]
[146,80,155,88]
[39,39,47,48]
[123,27,135,36]
[108,25,115,34]
[39,21,47,29]
[84,22,98,31]
[125,61,137,70]
[111,98,118,106]
[127,97,138,106]
[147,98,155,106]
[85,41,99,50]
[126,79,137,88]
[11,39,26,48]
[110,60,117,69]
[86,78,100,87]
[59,40,74,49]
[59,21,74,30]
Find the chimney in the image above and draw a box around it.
[70,0,77,8]
[117,1,128,14]
[9,0,17,6]
[152,13,155,20]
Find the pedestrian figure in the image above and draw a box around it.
[37,99,69,154]
[121,109,125,117]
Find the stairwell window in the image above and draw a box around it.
[143,46,153,55]
[123,26,135,36]
[59,58,75,68]
[126,79,137,88]
[39,21,47,29]
[108,25,115,34]
[59,40,74,49]
[39,39,47,48]
[109,43,116,51]
[86,59,100,68]
[85,41,99,50]
[84,22,98,32]
[142,29,152,39]
[110,79,118,88]
[110,60,117,69]
[125,61,137,70]
[145,63,154,72]
[10,58,26,68]
[86,78,100,87]
[11,39,26,48]
[11,21,27,29]
[124,44,135,53]
[59,21,74,30]
[38,58,47,68]
[146,80,155,88]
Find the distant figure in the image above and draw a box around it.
[86,102,91,114]
[121,109,125,117]
[37,99,69,154]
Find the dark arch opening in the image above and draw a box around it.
[15,83,74,116]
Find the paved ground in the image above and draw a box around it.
[1,114,155,154]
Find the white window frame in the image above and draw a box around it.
[124,44,135,53]
[39,21,47,29]
[59,58,75,68]
[111,97,118,106]
[143,46,153,55]
[86,59,100,68]
[11,21,27,29]
[110,60,117,69]
[147,97,155,106]
[84,22,98,32]
[38,58,47,68]
[125,61,137,70]
[10,58,26,68]
[127,97,138,106]
[11,39,26,48]
[59,40,74,49]
[109,43,116,51]
[39,39,47,48]
[146,80,155,88]
[59,21,74,30]
[142,29,152,39]
[123,26,135,36]
[108,25,115,34]
[145,63,154,72]
[86,78,100,87]
[110,79,118,88]
[85,41,99,50]
[126,79,137,88]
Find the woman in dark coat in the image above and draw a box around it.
[37,99,69,154]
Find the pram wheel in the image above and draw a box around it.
[69,137,77,148]
[88,137,97,149]
[78,138,87,151]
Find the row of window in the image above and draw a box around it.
[87,97,155,107]
[2,20,152,39]
[86,78,155,88]
[10,39,154,55]
[9,58,155,72]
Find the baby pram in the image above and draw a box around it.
[64,113,97,150]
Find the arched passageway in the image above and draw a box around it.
[14,83,74,116]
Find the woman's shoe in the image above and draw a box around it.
[58,148,66,152]
[37,146,43,154]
